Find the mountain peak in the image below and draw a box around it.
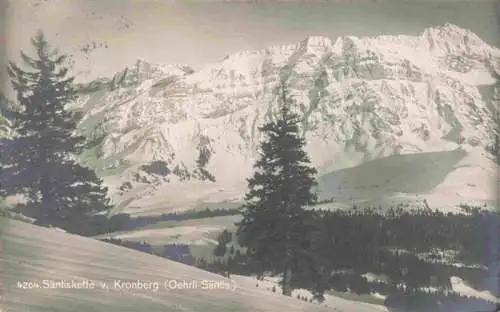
[426,23,478,38]
[421,23,485,50]
[127,59,193,75]
[105,59,194,89]
[299,35,333,53]
[430,23,474,35]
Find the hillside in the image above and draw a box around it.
[0,217,389,312]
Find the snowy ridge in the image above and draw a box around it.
[73,24,500,214]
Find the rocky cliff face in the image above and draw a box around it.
[67,24,500,214]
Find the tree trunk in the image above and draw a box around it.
[282,262,292,296]
[39,174,53,226]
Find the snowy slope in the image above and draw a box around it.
[234,275,389,312]
[71,24,499,214]
[1,218,388,312]
[450,276,499,304]
[108,215,242,246]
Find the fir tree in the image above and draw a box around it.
[235,81,318,297]
[0,94,13,139]
[0,114,10,139]
[213,229,232,257]
[0,31,111,232]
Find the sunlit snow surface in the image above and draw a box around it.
[449,277,499,304]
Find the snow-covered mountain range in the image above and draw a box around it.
[70,23,499,215]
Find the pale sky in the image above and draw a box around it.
[1,0,499,93]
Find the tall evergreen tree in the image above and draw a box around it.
[0,31,111,232]
[213,229,232,257]
[0,93,14,139]
[0,114,10,139]
[236,81,318,296]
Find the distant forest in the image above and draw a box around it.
[96,207,241,234]
[9,206,241,236]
